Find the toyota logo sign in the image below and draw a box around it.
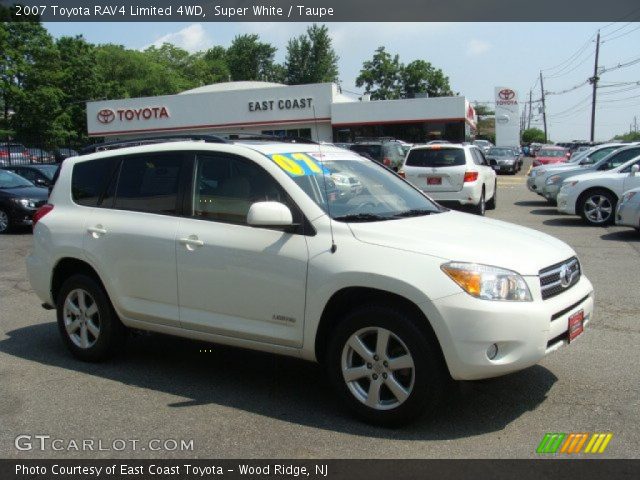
[97,109,115,124]
[498,89,516,101]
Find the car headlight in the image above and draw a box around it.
[441,262,532,301]
[546,175,562,185]
[11,198,36,208]
[621,191,637,203]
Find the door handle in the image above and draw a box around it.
[87,225,107,237]
[179,236,204,249]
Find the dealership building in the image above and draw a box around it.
[86,81,477,143]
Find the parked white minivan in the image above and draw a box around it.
[27,136,593,425]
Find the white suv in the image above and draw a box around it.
[401,144,497,215]
[27,136,594,426]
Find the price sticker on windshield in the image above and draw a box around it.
[269,152,330,177]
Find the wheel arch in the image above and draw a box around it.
[577,186,619,210]
[314,287,447,371]
[51,257,109,305]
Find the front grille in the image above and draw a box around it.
[539,257,581,300]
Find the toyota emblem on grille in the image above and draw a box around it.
[559,264,574,287]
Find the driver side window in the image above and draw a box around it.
[192,153,293,226]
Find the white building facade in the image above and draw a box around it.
[86,82,477,144]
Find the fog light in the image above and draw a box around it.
[486,343,498,360]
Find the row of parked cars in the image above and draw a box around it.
[0,142,78,166]
[527,142,640,231]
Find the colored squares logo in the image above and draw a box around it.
[537,433,613,454]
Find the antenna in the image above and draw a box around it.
[312,106,337,254]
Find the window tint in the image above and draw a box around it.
[471,149,485,165]
[600,148,640,170]
[193,154,288,225]
[72,158,119,207]
[350,144,382,161]
[589,147,619,163]
[620,158,640,173]
[114,155,183,214]
[406,148,466,167]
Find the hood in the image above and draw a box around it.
[348,211,575,276]
[1,185,49,200]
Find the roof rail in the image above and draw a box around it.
[79,132,317,155]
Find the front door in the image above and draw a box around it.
[176,152,309,347]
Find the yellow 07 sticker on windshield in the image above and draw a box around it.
[269,153,328,177]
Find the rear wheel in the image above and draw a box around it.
[56,274,126,361]
[326,305,447,426]
[578,189,616,226]
[472,190,486,216]
[486,182,497,210]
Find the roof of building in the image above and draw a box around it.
[179,81,287,95]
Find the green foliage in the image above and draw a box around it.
[613,131,640,142]
[522,128,546,143]
[356,47,453,100]
[285,24,339,85]
[226,34,278,81]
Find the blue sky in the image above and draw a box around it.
[44,22,640,141]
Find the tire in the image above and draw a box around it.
[486,182,497,210]
[0,209,11,234]
[56,274,126,361]
[472,189,486,216]
[546,198,557,207]
[326,304,448,427]
[578,189,617,226]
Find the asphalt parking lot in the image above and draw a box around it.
[1,158,639,459]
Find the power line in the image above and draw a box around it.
[601,24,640,43]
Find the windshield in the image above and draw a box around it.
[538,149,566,157]
[406,148,465,167]
[268,151,441,221]
[487,148,512,157]
[0,170,34,188]
[35,165,59,179]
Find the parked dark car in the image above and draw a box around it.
[2,164,59,188]
[53,148,79,163]
[0,143,31,166]
[349,140,406,170]
[485,147,520,174]
[27,147,54,163]
[0,170,49,233]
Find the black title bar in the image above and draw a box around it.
[2,0,640,21]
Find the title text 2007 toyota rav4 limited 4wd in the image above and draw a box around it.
[27,136,594,426]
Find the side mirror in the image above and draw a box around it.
[247,201,293,228]
[631,164,640,176]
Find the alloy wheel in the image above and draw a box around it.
[584,194,613,224]
[0,210,9,233]
[341,327,415,411]
[62,288,101,349]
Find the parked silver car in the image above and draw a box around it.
[616,186,640,233]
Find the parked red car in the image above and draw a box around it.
[532,146,569,167]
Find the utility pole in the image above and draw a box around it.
[634,115,638,133]
[589,31,601,142]
[540,72,548,143]
[527,90,533,129]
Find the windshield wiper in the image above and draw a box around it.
[333,213,391,222]
[392,209,438,218]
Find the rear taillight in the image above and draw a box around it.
[0,150,8,158]
[463,171,479,183]
[33,204,53,229]
[383,157,391,166]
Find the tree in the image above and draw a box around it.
[285,24,339,85]
[613,131,640,142]
[226,34,279,82]
[190,46,231,85]
[400,60,453,98]
[522,128,546,143]
[355,47,402,100]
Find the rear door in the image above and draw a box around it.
[403,147,467,192]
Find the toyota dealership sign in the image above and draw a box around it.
[494,86,519,147]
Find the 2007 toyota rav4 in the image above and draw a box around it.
[27,137,594,426]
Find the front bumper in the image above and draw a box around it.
[616,201,640,228]
[8,204,38,226]
[526,176,537,192]
[556,190,576,214]
[542,183,561,201]
[426,275,594,380]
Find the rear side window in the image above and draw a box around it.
[114,154,184,215]
[406,148,466,167]
[350,144,382,160]
[72,158,119,207]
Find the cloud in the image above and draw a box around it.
[144,24,211,52]
[467,39,491,56]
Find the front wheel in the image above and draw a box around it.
[326,305,448,426]
[0,209,11,234]
[578,189,616,226]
